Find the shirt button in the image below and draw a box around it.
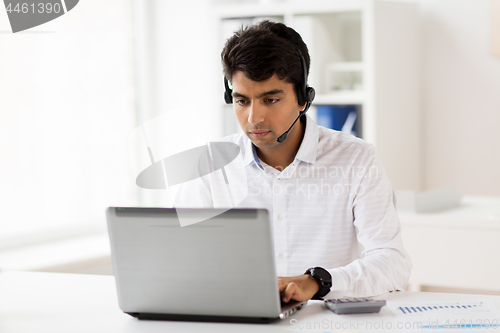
[278,253,284,259]
[277,214,283,220]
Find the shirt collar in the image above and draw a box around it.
[242,134,257,167]
[295,114,319,164]
[241,114,319,167]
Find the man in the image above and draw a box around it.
[176,20,411,303]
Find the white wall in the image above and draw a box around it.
[144,0,221,139]
[0,0,139,244]
[419,0,500,195]
[134,0,222,207]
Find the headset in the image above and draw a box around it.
[223,49,315,143]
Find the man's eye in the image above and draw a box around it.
[235,99,248,106]
[267,98,279,104]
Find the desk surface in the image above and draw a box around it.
[1,271,500,333]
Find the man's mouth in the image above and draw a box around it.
[249,130,271,139]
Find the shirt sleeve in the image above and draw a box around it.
[324,144,412,299]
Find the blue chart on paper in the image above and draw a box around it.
[397,302,481,315]
[387,300,500,329]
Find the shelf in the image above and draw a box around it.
[313,92,365,105]
[328,61,364,72]
[212,0,366,19]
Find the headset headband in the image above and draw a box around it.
[224,49,315,109]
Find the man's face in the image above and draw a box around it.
[230,71,302,150]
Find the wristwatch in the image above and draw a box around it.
[305,267,332,300]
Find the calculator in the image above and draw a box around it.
[324,298,386,314]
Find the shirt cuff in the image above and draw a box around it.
[324,268,349,299]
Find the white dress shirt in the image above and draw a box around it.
[172,115,412,298]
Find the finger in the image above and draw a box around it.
[283,282,299,303]
[277,277,289,283]
[277,278,290,291]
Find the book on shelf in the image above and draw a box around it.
[315,105,359,137]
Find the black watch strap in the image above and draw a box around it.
[305,267,332,300]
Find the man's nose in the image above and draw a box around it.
[248,101,265,125]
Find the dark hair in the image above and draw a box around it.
[221,20,310,102]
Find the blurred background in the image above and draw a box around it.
[1,0,499,295]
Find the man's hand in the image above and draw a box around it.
[278,274,320,303]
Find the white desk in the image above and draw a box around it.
[1,271,500,333]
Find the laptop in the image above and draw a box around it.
[106,207,307,323]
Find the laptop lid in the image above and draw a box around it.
[106,207,285,320]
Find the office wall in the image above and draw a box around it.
[0,0,139,243]
[144,0,221,140]
[133,0,221,207]
[418,0,500,195]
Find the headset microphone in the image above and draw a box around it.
[223,49,315,143]
[276,105,309,143]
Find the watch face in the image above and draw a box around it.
[313,267,332,283]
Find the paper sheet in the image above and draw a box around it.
[387,300,500,329]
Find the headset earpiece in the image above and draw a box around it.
[298,50,315,114]
[306,86,315,105]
